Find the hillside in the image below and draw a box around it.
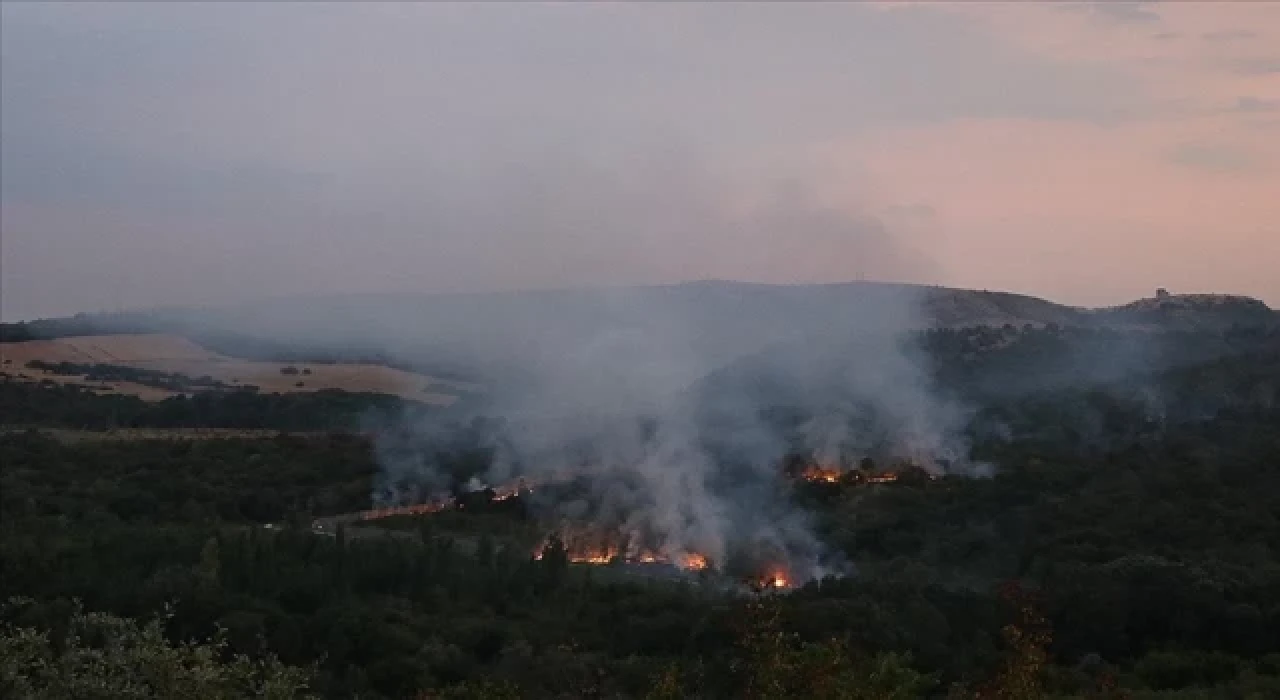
[921,286,1277,331]
[2,283,1274,401]
[0,333,465,404]
[5,338,1280,698]
[5,282,1273,342]
[1089,290,1278,330]
[919,286,1090,328]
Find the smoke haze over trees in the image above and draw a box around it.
[5,2,1280,696]
[3,326,1280,697]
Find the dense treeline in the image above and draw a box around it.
[919,322,1280,399]
[0,428,973,698]
[0,433,375,525]
[3,337,1280,697]
[0,601,315,699]
[24,360,235,392]
[0,312,165,342]
[0,380,423,432]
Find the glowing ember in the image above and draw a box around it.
[792,462,907,486]
[360,477,537,522]
[744,566,792,590]
[574,551,615,565]
[800,464,842,483]
[679,552,709,571]
[359,499,450,521]
[533,535,711,573]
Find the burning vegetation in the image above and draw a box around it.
[532,529,713,574]
[531,531,798,591]
[760,571,789,590]
[793,462,902,485]
[783,454,942,487]
[344,454,936,590]
[799,464,842,483]
[357,479,530,522]
[350,477,747,580]
[680,551,710,571]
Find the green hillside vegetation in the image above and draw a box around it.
[25,360,235,392]
[0,381,424,433]
[2,328,1280,698]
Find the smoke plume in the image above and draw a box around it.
[365,192,986,583]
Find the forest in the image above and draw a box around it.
[2,324,1280,698]
[22,360,236,393]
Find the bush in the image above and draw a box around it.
[0,600,316,699]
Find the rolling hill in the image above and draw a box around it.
[0,333,465,404]
[2,282,1274,404]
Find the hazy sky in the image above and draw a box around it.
[3,1,1278,320]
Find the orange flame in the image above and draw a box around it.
[800,464,842,483]
[679,552,709,571]
[573,550,616,565]
[359,499,450,521]
[794,463,907,485]
[360,477,535,522]
[533,536,710,572]
[751,568,791,590]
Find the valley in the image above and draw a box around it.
[4,293,1278,698]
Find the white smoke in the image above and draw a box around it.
[370,277,989,583]
[162,157,990,583]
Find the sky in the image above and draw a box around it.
[2,1,1278,320]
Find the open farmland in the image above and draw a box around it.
[0,333,466,404]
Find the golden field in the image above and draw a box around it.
[0,333,466,405]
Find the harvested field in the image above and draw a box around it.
[0,334,464,404]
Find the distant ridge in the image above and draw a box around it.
[3,282,1275,345]
[920,286,1276,331]
[1088,290,1277,330]
[919,286,1088,328]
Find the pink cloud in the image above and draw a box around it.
[827,3,1280,305]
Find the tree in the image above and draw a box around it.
[0,601,314,699]
[970,582,1051,700]
[475,535,495,569]
[538,534,569,589]
[730,597,934,699]
[196,537,221,594]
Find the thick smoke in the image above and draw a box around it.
[74,142,986,583]
[365,197,987,583]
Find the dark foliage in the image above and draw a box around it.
[26,360,234,392]
[3,331,1280,697]
[0,380,426,432]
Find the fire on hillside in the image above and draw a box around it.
[787,458,944,486]
[527,527,807,592]
[357,479,530,521]
[531,530,712,573]
[800,464,842,483]
[754,570,790,590]
[353,458,916,528]
[336,455,941,591]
